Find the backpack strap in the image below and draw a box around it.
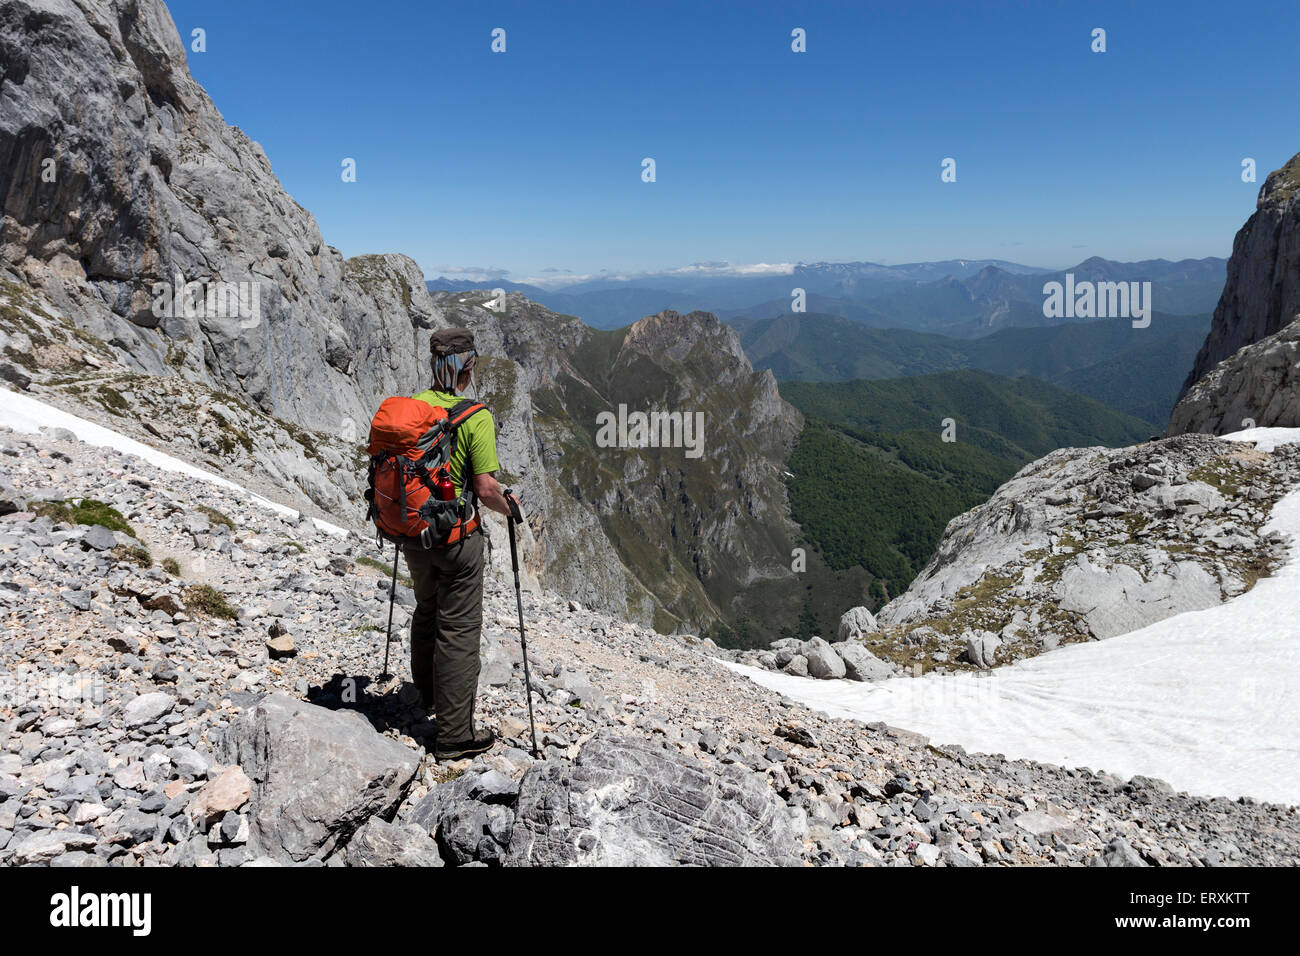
[445,399,488,509]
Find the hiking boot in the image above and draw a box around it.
[435,729,496,761]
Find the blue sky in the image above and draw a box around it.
[165,0,1300,283]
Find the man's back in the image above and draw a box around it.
[411,389,498,496]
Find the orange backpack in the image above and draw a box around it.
[364,396,486,548]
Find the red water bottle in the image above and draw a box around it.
[435,472,456,501]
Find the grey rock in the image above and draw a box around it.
[466,769,519,805]
[217,694,420,863]
[439,803,495,865]
[1057,555,1220,640]
[836,641,894,682]
[1095,836,1149,867]
[62,590,93,612]
[507,732,801,866]
[111,808,158,845]
[1170,315,1300,435]
[802,637,847,680]
[11,828,98,863]
[81,525,118,551]
[1174,151,1300,408]
[480,639,512,688]
[0,362,32,391]
[963,630,1001,669]
[837,605,878,641]
[345,818,444,867]
[122,692,174,727]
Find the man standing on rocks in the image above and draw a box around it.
[407,329,521,761]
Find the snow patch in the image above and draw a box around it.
[1222,426,1300,453]
[726,429,1300,805]
[0,386,347,536]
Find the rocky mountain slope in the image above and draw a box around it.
[4,421,1298,866]
[0,0,813,643]
[728,431,1299,678]
[1169,318,1300,435]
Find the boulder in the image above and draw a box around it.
[837,605,877,641]
[836,641,894,681]
[801,637,846,679]
[963,630,1001,669]
[507,732,801,866]
[217,694,420,862]
[344,818,444,867]
[1057,555,1221,640]
[122,691,174,727]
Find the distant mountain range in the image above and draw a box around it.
[735,311,1212,429]
[428,256,1226,335]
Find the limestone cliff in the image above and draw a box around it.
[1175,151,1300,406]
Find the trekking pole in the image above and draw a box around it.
[504,489,540,758]
[379,539,398,681]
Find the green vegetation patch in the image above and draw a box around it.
[115,545,153,568]
[357,554,413,589]
[781,372,1152,607]
[33,498,135,537]
[96,385,129,415]
[1188,457,1250,498]
[183,584,238,620]
[197,504,235,529]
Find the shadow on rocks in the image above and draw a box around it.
[305,674,437,746]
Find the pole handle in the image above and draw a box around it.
[503,486,523,523]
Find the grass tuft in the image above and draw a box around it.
[33,498,135,537]
[183,584,238,620]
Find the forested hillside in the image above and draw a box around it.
[781,371,1152,602]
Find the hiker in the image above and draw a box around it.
[368,328,521,761]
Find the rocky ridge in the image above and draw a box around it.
[3,424,1299,866]
[725,432,1300,679]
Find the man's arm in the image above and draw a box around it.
[472,472,521,518]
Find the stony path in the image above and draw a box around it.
[2,426,1298,866]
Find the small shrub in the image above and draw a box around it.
[161,557,181,575]
[96,385,129,414]
[183,584,238,620]
[196,504,235,529]
[115,545,153,568]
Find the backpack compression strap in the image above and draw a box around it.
[445,399,487,510]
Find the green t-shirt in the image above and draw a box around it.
[412,390,500,496]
